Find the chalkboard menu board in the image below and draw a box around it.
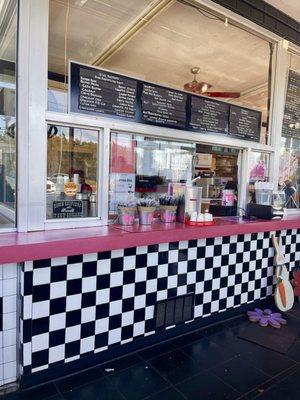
[70,62,261,142]
[229,105,261,141]
[190,96,229,134]
[141,83,187,128]
[70,63,137,119]
[282,70,300,138]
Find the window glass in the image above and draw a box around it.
[0,0,17,228]
[279,53,300,210]
[109,132,240,219]
[47,125,98,219]
[48,0,271,144]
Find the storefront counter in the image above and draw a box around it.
[0,217,299,388]
[0,216,300,264]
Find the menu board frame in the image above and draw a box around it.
[69,61,262,142]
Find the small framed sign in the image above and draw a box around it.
[53,200,83,219]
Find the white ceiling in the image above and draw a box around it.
[48,0,275,114]
[264,0,300,22]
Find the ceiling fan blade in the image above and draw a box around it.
[205,92,240,98]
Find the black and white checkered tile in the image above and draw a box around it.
[20,229,300,375]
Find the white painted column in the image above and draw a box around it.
[17,0,49,231]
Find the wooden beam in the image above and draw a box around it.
[92,0,176,66]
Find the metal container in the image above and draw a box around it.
[76,192,89,217]
[89,194,97,217]
[117,206,136,225]
[138,206,156,225]
[160,205,177,223]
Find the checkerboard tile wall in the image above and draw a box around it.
[20,229,300,375]
[0,263,18,386]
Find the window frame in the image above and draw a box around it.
[14,0,300,233]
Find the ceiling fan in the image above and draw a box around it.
[183,67,240,98]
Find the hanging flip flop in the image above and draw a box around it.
[272,234,294,312]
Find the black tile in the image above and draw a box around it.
[56,367,102,393]
[176,370,240,400]
[181,336,233,369]
[138,341,176,360]
[61,377,124,400]
[108,362,168,400]
[212,356,269,395]
[145,387,185,400]
[149,349,202,384]
[4,383,60,400]
[245,346,295,376]
[100,354,141,375]
[255,368,300,400]
[287,340,300,362]
[171,330,203,348]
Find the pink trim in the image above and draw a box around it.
[0,216,299,264]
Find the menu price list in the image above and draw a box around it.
[282,70,300,138]
[141,83,187,128]
[190,96,229,134]
[229,105,261,142]
[78,67,137,119]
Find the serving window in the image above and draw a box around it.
[46,125,99,219]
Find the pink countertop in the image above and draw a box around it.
[0,216,299,264]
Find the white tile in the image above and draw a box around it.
[121,311,134,327]
[82,276,97,293]
[23,296,33,320]
[80,337,95,354]
[3,360,16,380]
[203,292,212,303]
[147,253,158,267]
[135,268,146,282]
[134,295,146,310]
[177,286,187,296]
[95,318,109,334]
[2,264,17,279]
[158,243,168,252]
[157,264,168,278]
[67,263,82,279]
[81,306,96,323]
[111,249,124,258]
[50,281,67,299]
[122,284,135,299]
[32,301,50,319]
[3,329,16,347]
[3,278,17,296]
[136,246,148,255]
[65,326,81,343]
[23,342,32,367]
[3,313,16,331]
[97,259,111,275]
[49,345,65,364]
[3,295,16,314]
[3,345,16,364]
[108,328,121,345]
[49,313,66,331]
[145,306,154,320]
[123,256,135,271]
[32,333,49,352]
[83,253,97,262]
[66,294,82,311]
[146,279,157,293]
[96,288,110,305]
[4,376,15,385]
[133,321,145,337]
[109,300,122,316]
[51,257,68,266]
[33,268,50,286]
[110,271,123,287]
